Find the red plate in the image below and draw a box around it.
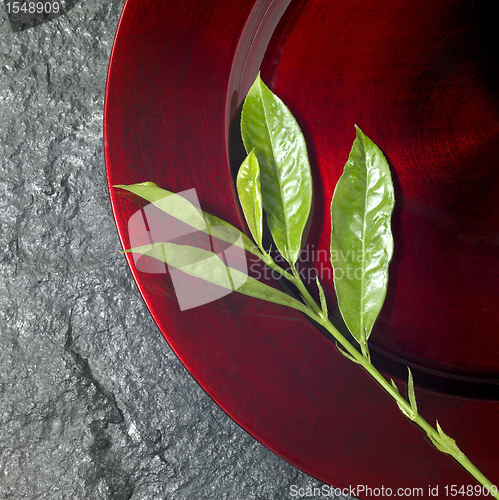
[104,0,499,498]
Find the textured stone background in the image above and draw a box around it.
[0,1,354,498]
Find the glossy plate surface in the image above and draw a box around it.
[105,0,499,497]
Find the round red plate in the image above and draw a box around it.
[104,0,499,498]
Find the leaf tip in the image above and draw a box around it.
[355,126,372,149]
[247,148,257,161]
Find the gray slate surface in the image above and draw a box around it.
[0,1,353,499]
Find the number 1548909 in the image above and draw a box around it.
[5,1,60,14]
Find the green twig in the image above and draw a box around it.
[253,238,497,496]
[311,311,498,499]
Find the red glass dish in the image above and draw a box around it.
[104,0,499,498]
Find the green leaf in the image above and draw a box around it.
[330,126,395,345]
[236,273,312,317]
[427,422,464,458]
[427,433,446,454]
[236,150,264,250]
[241,74,313,265]
[336,343,361,364]
[436,422,463,457]
[407,368,418,417]
[115,182,206,229]
[393,369,418,421]
[125,242,313,317]
[316,277,328,320]
[126,242,239,288]
[390,379,412,419]
[114,182,261,257]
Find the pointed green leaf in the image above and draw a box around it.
[236,272,312,317]
[125,242,234,289]
[395,401,413,420]
[241,74,312,265]
[407,368,418,417]
[335,343,361,364]
[436,422,463,458]
[316,277,328,320]
[125,242,313,317]
[115,182,206,229]
[236,150,263,250]
[390,379,413,419]
[427,422,463,457]
[427,433,447,454]
[330,126,395,344]
[114,182,261,257]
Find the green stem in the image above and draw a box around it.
[289,264,324,318]
[257,252,497,496]
[316,316,498,499]
[260,255,324,317]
